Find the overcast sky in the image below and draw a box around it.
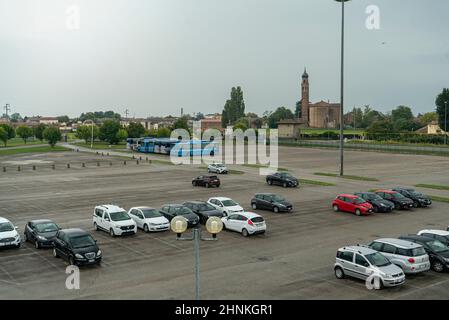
[0,0,448,118]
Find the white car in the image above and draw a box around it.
[0,217,21,248]
[128,207,170,232]
[221,212,266,237]
[208,163,228,174]
[93,205,137,237]
[208,197,244,216]
[418,229,449,247]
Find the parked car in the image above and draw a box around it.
[266,172,299,188]
[208,163,228,174]
[374,190,414,210]
[334,246,405,288]
[128,207,170,232]
[0,217,21,249]
[160,204,200,227]
[251,193,293,213]
[367,238,430,274]
[24,219,60,249]
[93,205,137,237]
[354,192,395,213]
[221,212,266,237]
[207,197,244,217]
[392,187,432,208]
[418,230,449,247]
[399,235,449,273]
[183,201,224,224]
[332,194,374,216]
[53,228,102,266]
[192,175,221,188]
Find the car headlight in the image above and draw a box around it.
[37,235,47,241]
[443,257,449,262]
[75,253,84,259]
[15,234,20,239]
[97,250,102,257]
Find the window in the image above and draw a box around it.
[422,233,435,239]
[162,206,169,212]
[338,251,354,263]
[228,215,238,220]
[256,195,263,200]
[355,254,369,266]
[369,241,383,252]
[382,244,397,254]
[95,209,103,218]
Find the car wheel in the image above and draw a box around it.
[413,202,419,208]
[205,183,209,188]
[273,206,279,214]
[144,224,149,233]
[192,181,197,187]
[394,203,400,210]
[355,209,361,216]
[69,256,76,266]
[109,228,115,237]
[242,229,249,237]
[53,248,59,258]
[334,267,345,279]
[373,206,379,213]
[267,180,273,186]
[432,261,445,273]
[24,232,29,242]
[333,205,339,212]
[35,240,40,249]
[252,203,257,210]
[282,182,288,188]
[94,222,99,231]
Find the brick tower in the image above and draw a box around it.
[301,68,310,126]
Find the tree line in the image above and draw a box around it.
[0,123,61,147]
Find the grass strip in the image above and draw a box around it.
[314,172,379,182]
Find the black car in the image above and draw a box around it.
[266,172,299,188]
[392,187,432,208]
[24,219,60,249]
[192,175,221,188]
[183,201,224,224]
[53,229,102,266]
[354,192,395,213]
[374,190,414,210]
[399,235,449,273]
[251,193,293,213]
[160,204,200,227]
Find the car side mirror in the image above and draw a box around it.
[105,218,110,222]
[364,263,370,267]
[15,226,18,230]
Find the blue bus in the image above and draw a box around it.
[131,138,219,157]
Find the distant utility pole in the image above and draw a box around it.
[124,109,130,119]
[3,104,11,119]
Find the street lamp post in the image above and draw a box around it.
[335,0,350,176]
[171,216,223,300]
[445,101,448,145]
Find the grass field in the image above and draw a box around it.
[0,138,45,148]
[73,141,128,150]
[429,195,449,203]
[299,179,336,187]
[300,129,366,135]
[242,164,289,172]
[314,172,379,182]
[415,184,449,191]
[0,146,69,156]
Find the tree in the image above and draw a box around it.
[267,107,295,129]
[157,127,171,138]
[366,118,394,138]
[0,124,15,139]
[16,125,33,143]
[116,129,128,142]
[222,87,246,127]
[33,124,47,141]
[436,88,449,132]
[57,115,70,123]
[295,101,302,119]
[233,117,249,131]
[172,116,190,131]
[0,127,8,147]
[99,120,121,144]
[419,112,438,125]
[391,106,416,132]
[76,125,99,143]
[10,113,22,122]
[79,111,121,122]
[126,122,145,138]
[43,127,62,147]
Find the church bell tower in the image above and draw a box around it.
[301,68,310,125]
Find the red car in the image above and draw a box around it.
[332,194,374,216]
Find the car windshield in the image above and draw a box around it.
[109,211,131,221]
[222,200,238,207]
[35,222,59,233]
[141,209,162,219]
[281,173,294,179]
[426,240,449,253]
[367,194,383,201]
[70,234,96,249]
[198,204,216,211]
[353,197,366,204]
[0,222,14,232]
[392,193,406,199]
[272,195,285,202]
[409,191,424,197]
[175,207,193,215]
[365,252,391,267]
[215,164,225,167]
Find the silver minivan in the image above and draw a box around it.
[335,246,405,288]
[368,238,430,274]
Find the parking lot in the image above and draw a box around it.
[1,147,449,299]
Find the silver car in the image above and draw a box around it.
[368,238,430,274]
[208,163,228,174]
[335,246,405,288]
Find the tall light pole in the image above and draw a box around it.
[84,120,95,149]
[445,100,448,145]
[335,0,350,176]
